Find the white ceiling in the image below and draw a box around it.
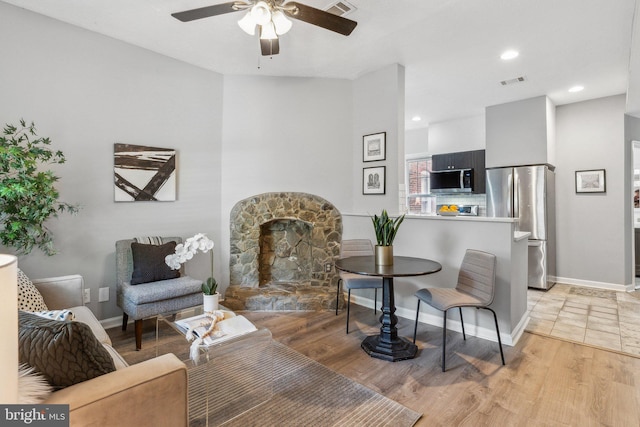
[3,0,639,130]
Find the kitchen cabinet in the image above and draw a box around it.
[432,149,486,194]
[432,151,472,171]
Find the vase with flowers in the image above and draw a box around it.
[165,233,219,311]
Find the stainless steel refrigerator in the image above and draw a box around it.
[486,165,556,290]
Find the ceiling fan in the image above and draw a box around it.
[171,1,357,56]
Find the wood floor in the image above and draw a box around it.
[108,305,640,426]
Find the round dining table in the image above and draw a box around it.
[335,255,442,362]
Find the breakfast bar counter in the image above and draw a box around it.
[341,213,528,346]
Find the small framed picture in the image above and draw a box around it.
[363,166,386,195]
[363,132,386,162]
[575,169,606,193]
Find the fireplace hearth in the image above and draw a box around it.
[225,192,345,311]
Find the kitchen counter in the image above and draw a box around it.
[344,212,517,223]
[342,213,529,346]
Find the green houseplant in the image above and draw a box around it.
[371,209,405,265]
[0,120,77,255]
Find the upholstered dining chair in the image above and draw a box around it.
[335,239,383,334]
[412,249,505,371]
[116,236,203,350]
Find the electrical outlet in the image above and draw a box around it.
[325,263,332,272]
[83,289,90,304]
[98,287,110,302]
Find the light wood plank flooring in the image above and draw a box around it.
[108,305,640,426]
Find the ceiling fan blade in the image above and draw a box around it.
[284,2,357,36]
[260,38,280,56]
[171,2,241,22]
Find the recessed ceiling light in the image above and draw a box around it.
[568,85,584,93]
[411,116,422,122]
[500,50,519,60]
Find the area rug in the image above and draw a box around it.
[188,340,422,427]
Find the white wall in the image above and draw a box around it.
[0,4,224,319]
[427,115,485,155]
[405,127,429,156]
[555,95,628,287]
[353,64,405,214]
[486,96,554,168]
[219,75,354,293]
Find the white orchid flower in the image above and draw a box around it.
[164,234,216,284]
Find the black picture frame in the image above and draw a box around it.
[363,166,386,195]
[363,132,386,162]
[575,169,606,193]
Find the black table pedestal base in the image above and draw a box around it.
[361,335,418,362]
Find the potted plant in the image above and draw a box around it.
[165,233,220,311]
[201,277,219,312]
[0,119,77,255]
[371,209,405,265]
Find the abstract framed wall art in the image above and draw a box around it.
[575,169,606,193]
[114,143,176,202]
[363,132,386,162]
[363,166,386,195]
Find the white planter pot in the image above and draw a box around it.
[203,292,219,312]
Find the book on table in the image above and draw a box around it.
[174,311,257,346]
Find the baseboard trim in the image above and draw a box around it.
[100,315,125,330]
[552,276,633,292]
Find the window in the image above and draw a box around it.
[406,156,436,215]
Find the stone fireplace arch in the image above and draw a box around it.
[229,192,342,290]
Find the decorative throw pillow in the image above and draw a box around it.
[130,241,180,285]
[18,364,52,404]
[18,310,115,389]
[17,268,48,312]
[33,309,75,321]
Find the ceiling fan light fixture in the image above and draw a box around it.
[251,1,272,26]
[272,10,292,35]
[260,21,278,40]
[238,11,257,35]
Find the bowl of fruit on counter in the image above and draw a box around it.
[438,205,459,216]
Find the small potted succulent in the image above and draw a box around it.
[371,209,405,265]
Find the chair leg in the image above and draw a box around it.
[135,319,143,351]
[346,289,352,334]
[442,309,448,372]
[413,299,421,344]
[374,288,378,314]
[122,313,128,331]
[336,279,342,316]
[484,307,506,366]
[459,307,466,340]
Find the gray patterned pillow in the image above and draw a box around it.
[18,310,115,389]
[17,269,48,312]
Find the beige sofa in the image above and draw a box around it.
[30,274,188,427]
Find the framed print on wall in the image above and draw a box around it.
[114,143,177,202]
[575,169,606,193]
[363,132,386,162]
[363,166,386,195]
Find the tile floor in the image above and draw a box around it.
[526,283,640,357]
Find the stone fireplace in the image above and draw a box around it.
[225,192,343,311]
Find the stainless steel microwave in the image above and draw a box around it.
[430,168,474,194]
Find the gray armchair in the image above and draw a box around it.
[116,237,203,350]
